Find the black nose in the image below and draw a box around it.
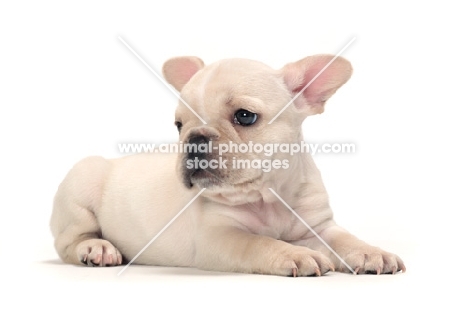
[187,135,209,161]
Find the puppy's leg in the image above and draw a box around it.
[311,225,406,274]
[195,223,334,277]
[50,156,122,267]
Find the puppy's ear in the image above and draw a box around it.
[281,55,352,115]
[163,56,204,92]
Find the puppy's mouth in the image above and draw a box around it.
[183,167,222,189]
[183,167,264,192]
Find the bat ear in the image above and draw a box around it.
[163,56,205,91]
[281,55,352,115]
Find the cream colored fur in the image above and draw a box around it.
[50,55,405,276]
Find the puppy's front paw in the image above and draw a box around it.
[340,247,405,275]
[76,239,123,267]
[270,246,334,277]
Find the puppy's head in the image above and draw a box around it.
[163,55,352,203]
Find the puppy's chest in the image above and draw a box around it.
[233,202,311,241]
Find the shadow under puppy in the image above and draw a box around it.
[50,55,405,276]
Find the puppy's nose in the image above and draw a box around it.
[187,135,209,161]
[188,134,209,145]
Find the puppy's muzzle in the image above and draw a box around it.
[181,130,221,189]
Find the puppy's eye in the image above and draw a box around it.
[175,121,182,133]
[234,109,257,126]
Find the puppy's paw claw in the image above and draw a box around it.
[271,246,333,277]
[76,239,123,267]
[342,248,405,275]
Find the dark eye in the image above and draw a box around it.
[175,121,182,133]
[234,109,258,126]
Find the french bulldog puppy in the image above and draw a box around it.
[50,55,405,276]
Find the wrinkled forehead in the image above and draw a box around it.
[181,59,282,100]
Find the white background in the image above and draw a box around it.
[1,1,467,310]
